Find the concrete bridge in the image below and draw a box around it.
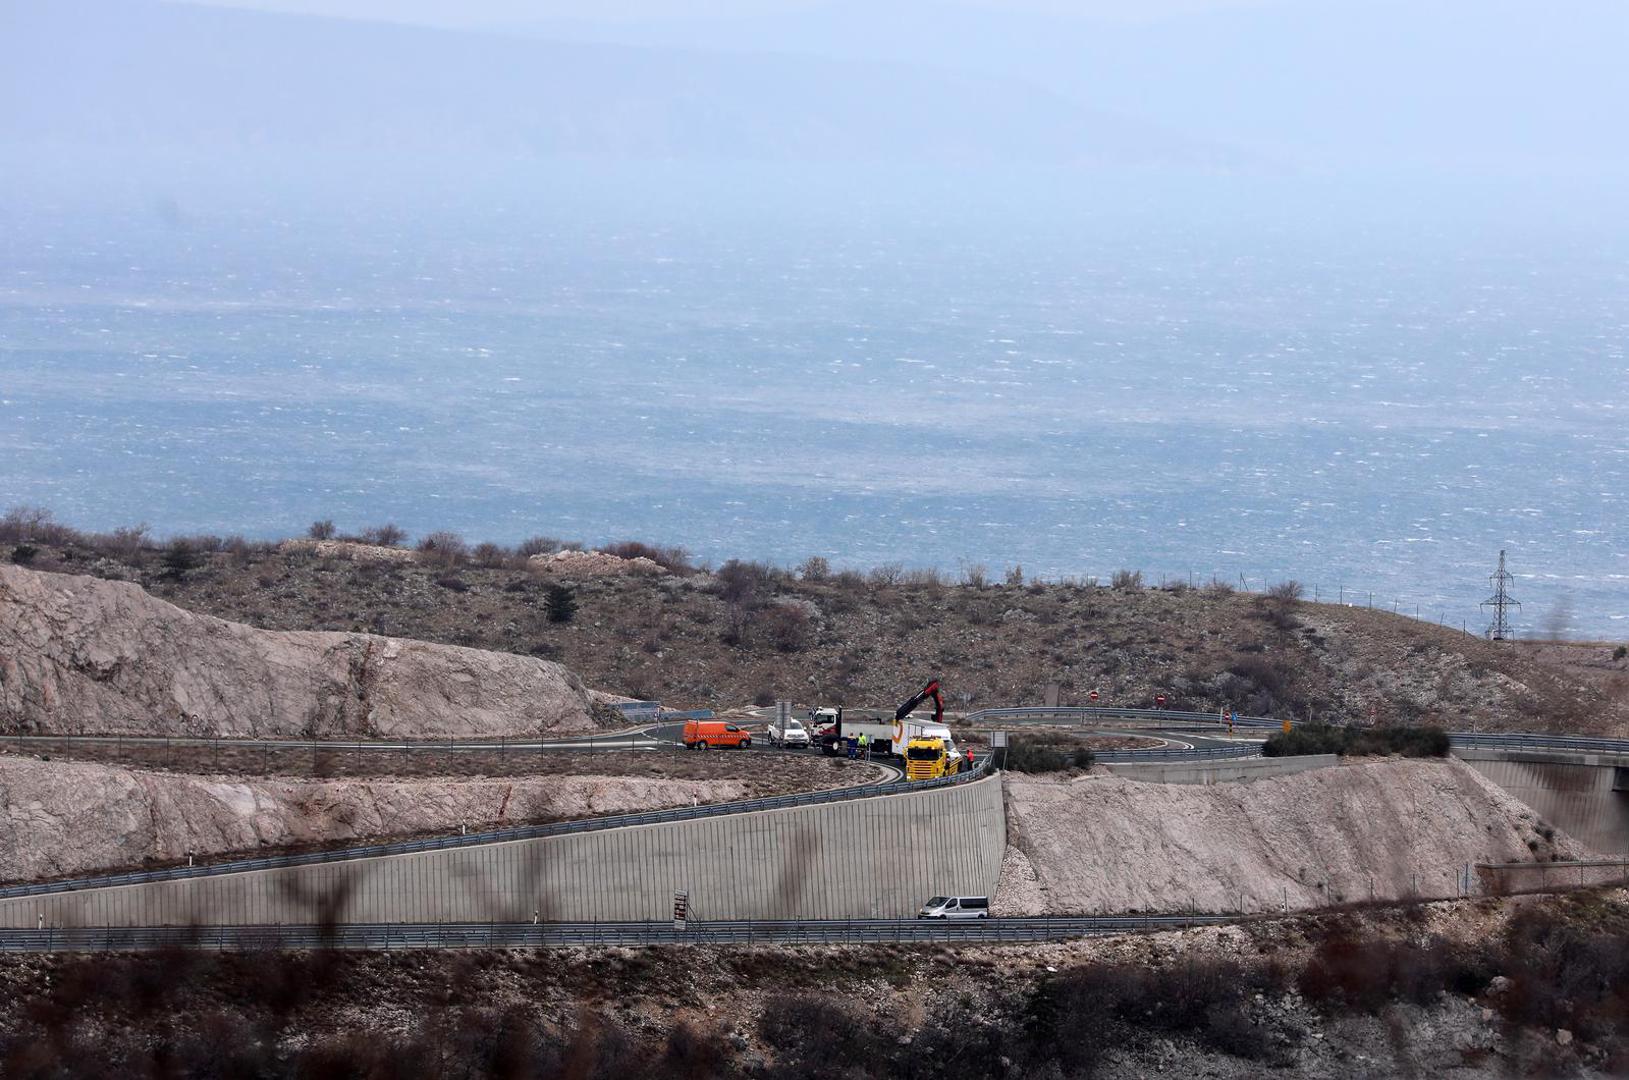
[1452,746,1629,854]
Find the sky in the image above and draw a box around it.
[193,0,1273,25]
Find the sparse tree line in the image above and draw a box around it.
[4,505,1342,608]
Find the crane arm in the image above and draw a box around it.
[894,678,944,724]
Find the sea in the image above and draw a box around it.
[2,165,1625,638]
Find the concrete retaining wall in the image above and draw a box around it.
[0,775,1006,929]
[1104,754,1338,785]
[1456,750,1629,854]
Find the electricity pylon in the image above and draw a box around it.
[1481,549,1520,641]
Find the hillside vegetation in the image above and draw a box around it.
[7,514,1626,735]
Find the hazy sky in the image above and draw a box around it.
[193,0,1272,26]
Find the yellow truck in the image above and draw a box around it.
[904,736,961,781]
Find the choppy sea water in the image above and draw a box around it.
[1,178,1625,638]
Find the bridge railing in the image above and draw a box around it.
[1449,732,1629,754]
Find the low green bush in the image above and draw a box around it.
[1003,740,1094,773]
[1262,723,1449,759]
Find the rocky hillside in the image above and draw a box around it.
[0,754,881,884]
[997,758,1584,917]
[0,564,600,738]
[17,535,1623,734]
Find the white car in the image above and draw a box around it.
[768,717,811,748]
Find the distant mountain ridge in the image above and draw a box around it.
[510,0,1629,175]
[0,0,1231,168]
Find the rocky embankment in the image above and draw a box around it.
[997,758,1587,916]
[0,564,599,738]
[0,754,763,883]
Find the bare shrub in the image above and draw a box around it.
[961,562,988,588]
[1006,564,1024,587]
[832,569,865,590]
[472,542,511,568]
[359,523,407,547]
[516,535,566,558]
[1268,580,1304,603]
[715,559,775,605]
[90,523,151,560]
[758,995,878,1072]
[661,1020,732,1079]
[867,562,904,587]
[1254,593,1302,632]
[307,519,337,540]
[417,531,468,567]
[1111,569,1143,590]
[0,505,75,545]
[1227,654,1291,698]
[799,555,830,581]
[173,533,228,553]
[902,567,944,588]
[603,540,694,573]
[764,604,813,652]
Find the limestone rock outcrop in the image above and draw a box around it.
[0,755,748,883]
[0,564,598,737]
[996,758,1587,916]
[528,549,665,577]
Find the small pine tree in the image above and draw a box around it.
[544,583,578,624]
[162,539,201,580]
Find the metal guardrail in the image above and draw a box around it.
[966,706,1629,761]
[967,706,1279,726]
[1093,744,1262,764]
[1449,732,1629,755]
[0,757,992,900]
[0,913,1233,953]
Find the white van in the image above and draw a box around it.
[917,896,990,919]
